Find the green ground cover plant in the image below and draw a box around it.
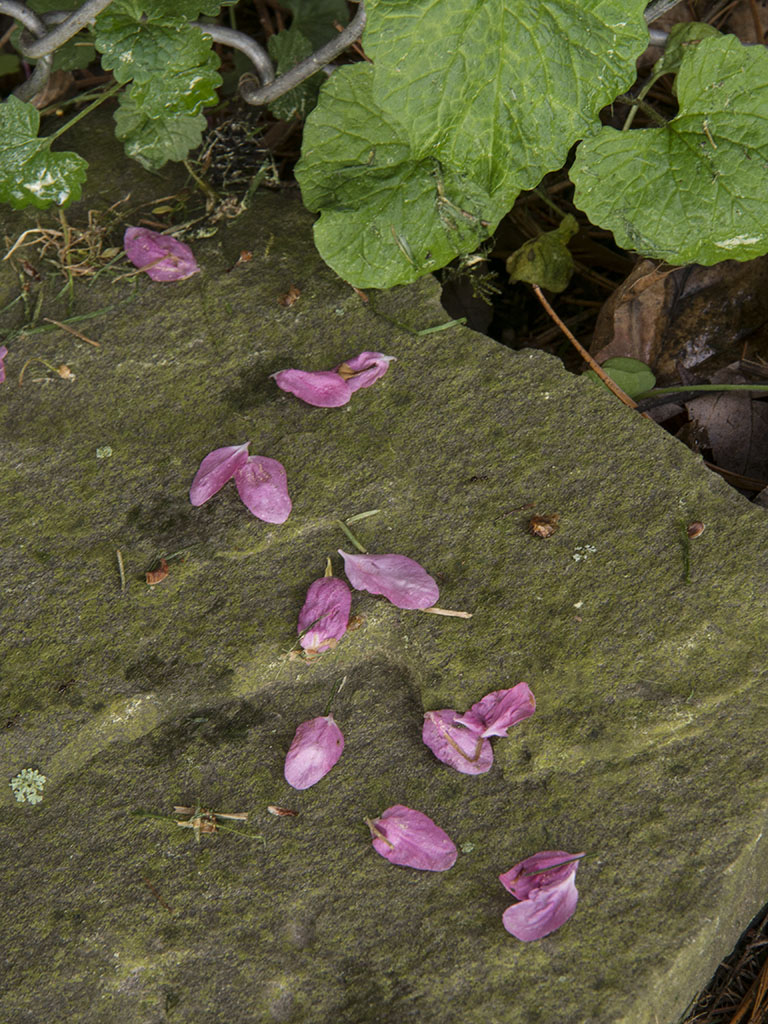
[1,1,767,286]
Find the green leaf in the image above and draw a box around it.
[114,89,207,170]
[585,358,656,398]
[651,22,721,83]
[0,95,87,209]
[268,26,321,121]
[295,64,509,288]
[506,214,579,292]
[94,14,220,106]
[283,0,349,49]
[571,36,768,265]
[0,53,21,76]
[364,0,650,197]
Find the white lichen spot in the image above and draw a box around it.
[10,767,46,804]
[572,545,597,562]
[714,235,763,249]
[96,446,113,459]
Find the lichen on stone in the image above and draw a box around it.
[9,768,46,804]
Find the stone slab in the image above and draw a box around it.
[1,121,768,1024]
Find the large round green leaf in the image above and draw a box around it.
[570,35,768,264]
[364,0,650,196]
[296,64,509,288]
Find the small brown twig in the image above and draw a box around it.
[42,316,100,347]
[531,283,638,409]
[747,0,766,42]
[141,875,173,914]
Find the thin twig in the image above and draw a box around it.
[747,0,765,42]
[42,317,100,348]
[422,607,473,619]
[141,875,173,914]
[531,284,638,409]
[116,549,126,593]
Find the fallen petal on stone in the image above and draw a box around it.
[500,850,584,941]
[123,226,199,282]
[189,442,250,506]
[272,368,352,407]
[367,805,457,871]
[284,715,344,790]
[501,875,580,942]
[338,550,439,610]
[335,351,395,392]
[422,710,493,774]
[298,577,352,652]
[499,850,584,900]
[234,455,291,523]
[455,682,536,738]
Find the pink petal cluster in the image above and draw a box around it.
[422,682,535,775]
[499,851,584,941]
[284,715,344,790]
[367,805,457,871]
[339,550,439,610]
[189,442,291,524]
[272,351,394,407]
[123,226,199,282]
[297,577,352,653]
[0,345,7,383]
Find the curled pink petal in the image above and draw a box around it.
[284,715,344,790]
[272,369,352,407]
[298,577,352,652]
[499,851,584,941]
[189,442,250,506]
[455,682,536,738]
[367,805,457,871]
[338,550,439,610]
[499,850,584,900]
[422,710,493,775]
[335,351,395,393]
[234,455,291,524]
[123,226,199,282]
[0,345,7,384]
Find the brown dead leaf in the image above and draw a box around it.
[592,257,768,383]
[278,284,300,307]
[683,364,768,483]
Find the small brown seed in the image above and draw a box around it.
[686,522,705,539]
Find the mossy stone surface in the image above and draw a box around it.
[1,119,768,1024]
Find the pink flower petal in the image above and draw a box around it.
[499,850,584,941]
[284,715,344,790]
[335,351,395,393]
[272,369,352,407]
[499,850,584,900]
[189,442,251,506]
[0,345,7,384]
[367,805,457,871]
[234,455,291,524]
[455,682,536,738]
[123,226,199,282]
[501,874,579,941]
[338,550,439,610]
[298,577,352,652]
[422,710,493,775]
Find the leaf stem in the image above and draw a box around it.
[46,80,122,145]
